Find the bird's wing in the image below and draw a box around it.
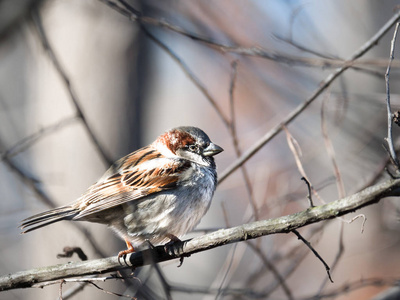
[73,146,190,220]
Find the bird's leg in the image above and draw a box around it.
[145,239,155,249]
[118,239,135,265]
[166,233,181,243]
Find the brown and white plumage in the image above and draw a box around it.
[20,126,223,259]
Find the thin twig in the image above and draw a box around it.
[318,222,344,293]
[152,264,172,300]
[59,280,65,300]
[30,7,112,166]
[59,282,87,300]
[301,177,315,208]
[246,242,294,300]
[104,0,400,186]
[57,247,88,261]
[145,241,172,300]
[215,243,238,300]
[101,1,400,69]
[0,137,107,258]
[384,22,400,170]
[1,116,78,161]
[86,281,137,299]
[165,277,400,298]
[347,214,367,234]
[274,34,387,78]
[1,139,54,208]
[227,61,259,220]
[283,126,321,206]
[321,96,346,198]
[261,224,326,296]
[215,201,240,300]
[219,11,400,183]
[300,278,400,300]
[292,229,333,283]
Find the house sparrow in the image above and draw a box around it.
[20,126,223,260]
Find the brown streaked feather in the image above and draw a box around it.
[72,147,191,220]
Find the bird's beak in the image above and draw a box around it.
[203,143,224,157]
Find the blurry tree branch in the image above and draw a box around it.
[30,7,113,166]
[92,2,400,184]
[101,1,400,68]
[2,177,400,292]
[219,10,400,182]
[0,116,78,161]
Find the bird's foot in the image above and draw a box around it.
[118,239,135,265]
[164,234,190,267]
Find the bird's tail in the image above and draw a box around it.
[20,205,79,233]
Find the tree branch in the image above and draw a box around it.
[2,178,400,292]
[219,10,400,183]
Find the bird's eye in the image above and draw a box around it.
[188,144,198,152]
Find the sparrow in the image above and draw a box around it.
[20,126,223,260]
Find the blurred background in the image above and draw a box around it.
[1,0,400,299]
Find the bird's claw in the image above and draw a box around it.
[163,238,189,267]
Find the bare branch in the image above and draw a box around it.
[219,10,400,183]
[384,22,400,170]
[292,230,333,283]
[2,178,400,291]
[101,1,400,69]
[86,281,137,299]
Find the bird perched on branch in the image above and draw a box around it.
[20,126,223,261]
